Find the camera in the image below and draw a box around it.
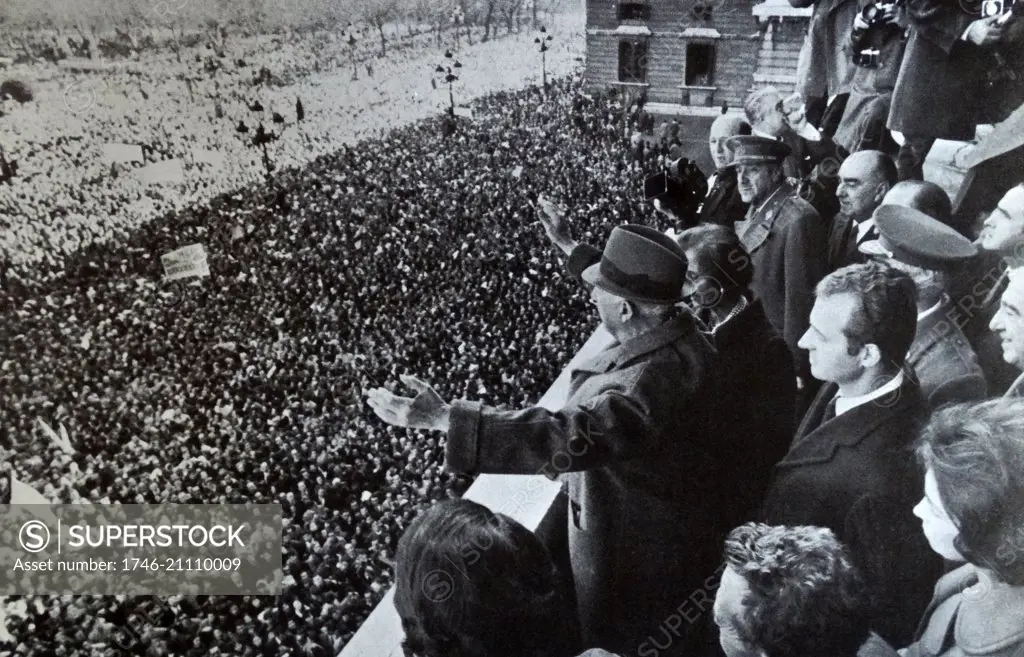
[643,156,708,226]
[860,2,896,24]
[982,0,1018,18]
[852,1,902,68]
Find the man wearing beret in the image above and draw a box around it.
[729,134,829,392]
[858,205,987,408]
[368,225,725,657]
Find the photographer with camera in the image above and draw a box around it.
[833,0,908,155]
[644,147,709,231]
[887,0,1023,180]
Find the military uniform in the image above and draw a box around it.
[735,180,828,376]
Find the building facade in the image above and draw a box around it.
[584,0,812,111]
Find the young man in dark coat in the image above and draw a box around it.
[368,225,724,657]
[760,261,942,648]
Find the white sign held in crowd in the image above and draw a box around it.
[136,159,185,185]
[453,106,474,119]
[161,243,210,281]
[193,149,227,168]
[101,143,144,164]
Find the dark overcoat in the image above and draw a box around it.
[887,0,988,140]
[701,296,796,527]
[736,181,829,377]
[760,378,942,647]
[446,312,724,657]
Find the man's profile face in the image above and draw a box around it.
[736,163,778,204]
[591,285,627,336]
[836,155,884,222]
[979,186,1024,253]
[989,274,1024,368]
[798,293,864,384]
[713,567,761,657]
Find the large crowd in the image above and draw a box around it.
[0,71,674,656]
[0,15,581,270]
[5,0,1024,655]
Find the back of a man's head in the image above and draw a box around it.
[816,261,918,371]
[394,499,573,657]
[882,181,953,227]
[718,523,872,657]
[743,87,781,127]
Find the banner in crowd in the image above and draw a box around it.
[161,244,210,281]
[192,149,227,168]
[454,106,474,119]
[136,159,185,185]
[101,143,144,164]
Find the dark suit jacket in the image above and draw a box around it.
[761,378,941,647]
[737,181,828,378]
[698,167,747,227]
[826,212,877,272]
[701,296,796,527]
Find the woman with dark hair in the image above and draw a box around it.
[394,499,601,657]
[904,398,1024,657]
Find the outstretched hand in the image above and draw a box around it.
[535,194,577,255]
[366,374,451,432]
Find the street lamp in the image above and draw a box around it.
[534,27,554,88]
[436,50,462,114]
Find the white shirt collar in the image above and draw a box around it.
[917,297,945,322]
[834,371,905,417]
[855,218,876,243]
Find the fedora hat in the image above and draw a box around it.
[581,225,689,304]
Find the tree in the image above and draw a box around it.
[361,0,399,57]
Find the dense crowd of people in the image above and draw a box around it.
[372,4,1024,654]
[0,16,581,271]
[0,70,677,655]
[5,1,1024,655]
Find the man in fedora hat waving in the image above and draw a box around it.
[368,225,725,657]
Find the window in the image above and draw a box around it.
[685,43,715,86]
[692,2,714,21]
[618,2,650,20]
[618,40,649,83]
